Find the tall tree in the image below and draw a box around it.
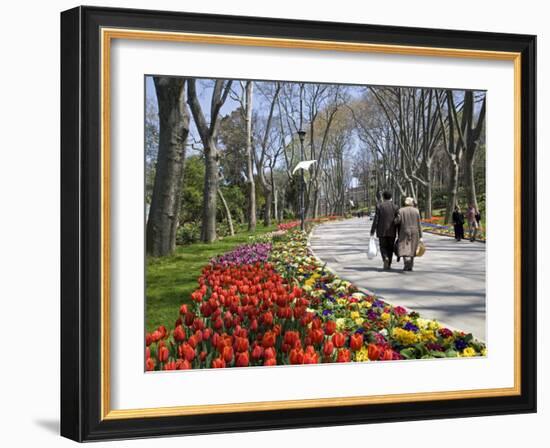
[436,90,465,222]
[230,82,257,231]
[187,79,233,243]
[254,82,281,226]
[369,87,443,217]
[146,77,189,256]
[461,92,486,211]
[244,82,256,231]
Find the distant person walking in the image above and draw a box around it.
[452,205,465,241]
[466,204,479,242]
[370,191,399,270]
[395,197,423,271]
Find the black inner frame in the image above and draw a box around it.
[61,6,536,442]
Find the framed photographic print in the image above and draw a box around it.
[60,6,537,442]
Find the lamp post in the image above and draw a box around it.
[297,129,307,231]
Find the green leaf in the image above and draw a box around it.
[445,349,458,358]
[400,347,417,359]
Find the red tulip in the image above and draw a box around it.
[251,345,264,360]
[145,347,151,359]
[184,312,195,327]
[332,332,346,348]
[264,358,277,366]
[179,304,188,315]
[303,352,319,364]
[145,358,156,371]
[187,335,198,349]
[324,320,336,336]
[312,318,322,330]
[235,337,250,353]
[163,361,177,370]
[350,333,364,351]
[202,328,212,341]
[222,345,234,363]
[158,325,168,339]
[249,319,258,332]
[193,318,205,331]
[310,328,324,345]
[264,347,276,360]
[151,330,161,343]
[179,343,195,362]
[262,311,274,326]
[213,316,223,330]
[368,343,381,361]
[284,331,299,346]
[176,359,192,370]
[289,348,304,364]
[261,331,276,348]
[336,348,352,363]
[173,325,186,342]
[157,345,169,363]
[211,357,226,368]
[145,333,153,346]
[235,352,250,367]
[381,349,394,361]
[323,341,334,357]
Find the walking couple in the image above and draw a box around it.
[370,191,423,272]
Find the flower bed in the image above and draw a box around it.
[146,227,486,371]
[421,221,486,242]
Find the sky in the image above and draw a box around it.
[145,75,366,161]
[145,76,485,189]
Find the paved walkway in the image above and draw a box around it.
[309,217,486,340]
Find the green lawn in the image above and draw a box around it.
[146,224,277,332]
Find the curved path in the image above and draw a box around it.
[310,217,486,340]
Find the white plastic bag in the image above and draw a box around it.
[367,237,378,260]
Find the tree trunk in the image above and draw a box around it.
[263,186,272,227]
[202,139,218,243]
[245,82,256,231]
[425,161,433,219]
[217,188,234,236]
[187,78,232,244]
[464,155,478,210]
[146,77,189,256]
[273,189,279,223]
[445,161,459,224]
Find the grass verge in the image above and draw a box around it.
[146,224,277,332]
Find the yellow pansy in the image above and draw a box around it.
[462,347,476,357]
[392,328,419,345]
[350,311,360,320]
[420,329,437,343]
[355,346,370,362]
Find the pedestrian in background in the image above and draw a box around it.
[370,191,399,270]
[452,205,465,241]
[395,197,423,271]
[466,204,479,242]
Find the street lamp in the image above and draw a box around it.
[297,129,307,231]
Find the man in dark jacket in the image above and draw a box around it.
[370,191,399,270]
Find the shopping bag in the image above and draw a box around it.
[367,237,378,259]
[416,240,426,257]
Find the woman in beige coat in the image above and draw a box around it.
[394,197,423,271]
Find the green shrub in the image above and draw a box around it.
[176,222,201,245]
